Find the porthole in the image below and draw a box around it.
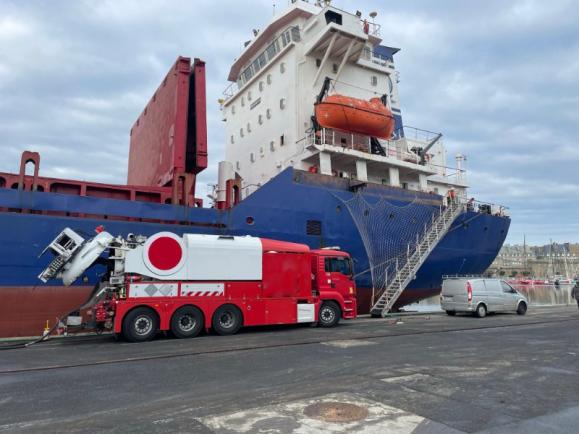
[266,109,271,119]
[236,161,240,170]
[267,74,272,85]
[247,122,251,133]
[241,96,245,107]
[258,114,263,125]
[270,140,275,151]
[231,105,236,115]
[240,128,244,137]
[280,62,286,73]
[248,91,252,101]
[259,81,264,91]
[230,135,235,144]
[246,216,255,225]
[280,98,286,110]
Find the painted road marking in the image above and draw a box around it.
[321,339,377,348]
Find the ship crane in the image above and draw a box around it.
[413,133,443,166]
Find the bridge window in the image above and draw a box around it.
[324,10,342,25]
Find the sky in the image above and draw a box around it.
[0,0,578,245]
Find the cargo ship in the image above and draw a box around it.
[0,1,510,337]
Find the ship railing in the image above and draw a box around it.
[366,22,381,37]
[308,127,416,163]
[466,199,510,217]
[222,82,238,100]
[398,125,441,143]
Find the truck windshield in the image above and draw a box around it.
[324,257,352,276]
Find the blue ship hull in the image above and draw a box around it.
[0,168,509,335]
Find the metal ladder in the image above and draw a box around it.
[370,198,464,317]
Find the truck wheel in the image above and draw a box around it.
[212,305,242,336]
[516,302,527,315]
[319,301,341,328]
[171,306,204,339]
[446,310,456,316]
[475,304,487,318]
[122,307,158,342]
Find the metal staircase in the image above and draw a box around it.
[370,198,464,317]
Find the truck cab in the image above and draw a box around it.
[311,249,357,327]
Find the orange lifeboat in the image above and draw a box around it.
[315,94,395,139]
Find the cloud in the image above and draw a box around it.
[0,0,577,245]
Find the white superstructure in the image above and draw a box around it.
[220,0,467,199]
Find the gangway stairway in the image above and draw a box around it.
[370,199,464,317]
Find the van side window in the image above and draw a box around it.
[324,257,351,275]
[501,281,513,292]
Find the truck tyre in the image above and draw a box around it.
[516,302,527,315]
[319,301,341,328]
[446,310,456,316]
[475,304,487,318]
[171,306,204,339]
[122,307,159,342]
[212,305,242,336]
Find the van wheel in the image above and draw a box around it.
[516,302,527,316]
[446,310,456,316]
[319,301,341,328]
[475,304,487,318]
[171,306,204,339]
[122,307,158,342]
[212,305,242,336]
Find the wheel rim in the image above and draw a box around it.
[219,311,235,329]
[134,315,153,336]
[519,304,526,313]
[179,314,196,332]
[478,306,485,316]
[321,307,335,323]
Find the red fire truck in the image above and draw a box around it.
[39,228,357,342]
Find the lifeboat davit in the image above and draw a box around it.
[315,94,395,139]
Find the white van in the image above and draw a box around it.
[440,277,528,318]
